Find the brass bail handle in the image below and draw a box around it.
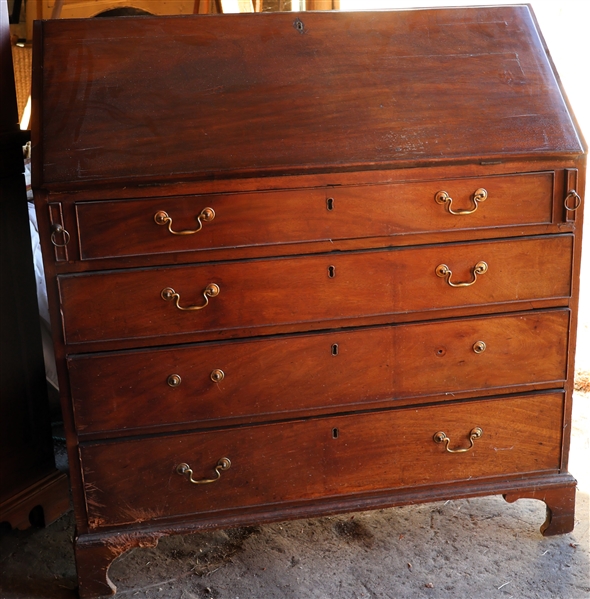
[436,261,488,287]
[176,458,231,484]
[435,188,487,215]
[161,283,220,311]
[433,427,483,453]
[154,207,215,235]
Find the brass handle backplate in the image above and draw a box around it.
[433,427,483,453]
[564,190,582,212]
[210,369,225,383]
[167,374,182,387]
[176,458,231,484]
[50,223,70,247]
[161,283,220,311]
[436,261,488,287]
[435,188,487,215]
[472,341,486,354]
[154,207,215,235]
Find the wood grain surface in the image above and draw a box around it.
[30,7,586,594]
[68,309,569,436]
[79,392,564,530]
[74,172,555,260]
[33,7,583,188]
[57,234,573,345]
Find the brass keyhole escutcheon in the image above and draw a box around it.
[167,374,182,387]
[210,369,225,383]
[473,341,486,354]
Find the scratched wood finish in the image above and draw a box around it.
[32,7,583,188]
[74,172,554,260]
[57,235,573,346]
[68,310,569,436]
[31,7,586,596]
[79,392,564,530]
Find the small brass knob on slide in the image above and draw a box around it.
[564,190,581,212]
[50,223,70,247]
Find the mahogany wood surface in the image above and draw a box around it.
[31,6,586,596]
[504,482,577,536]
[68,309,568,436]
[57,235,573,346]
[80,392,564,530]
[32,8,583,188]
[74,172,554,260]
[74,533,161,599]
[0,471,70,531]
[71,473,575,599]
[35,160,578,275]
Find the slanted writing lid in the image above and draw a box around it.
[33,6,584,188]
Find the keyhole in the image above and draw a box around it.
[327,197,334,211]
[331,343,339,356]
[332,428,339,439]
[294,18,305,33]
[328,265,336,278]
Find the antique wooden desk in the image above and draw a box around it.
[32,7,586,597]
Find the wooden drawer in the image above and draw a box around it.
[58,235,573,345]
[69,310,569,435]
[80,392,564,530]
[75,173,554,260]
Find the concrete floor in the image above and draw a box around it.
[1,390,588,599]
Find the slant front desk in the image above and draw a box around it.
[32,7,586,597]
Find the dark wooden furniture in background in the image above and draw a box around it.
[0,0,69,531]
[32,7,586,598]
